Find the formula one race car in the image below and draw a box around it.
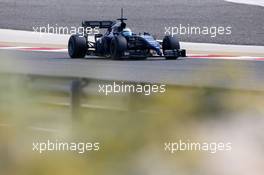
[68,9,186,60]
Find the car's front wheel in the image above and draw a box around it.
[68,34,87,58]
[110,35,127,60]
[162,36,180,60]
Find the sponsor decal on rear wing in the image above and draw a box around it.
[82,21,115,29]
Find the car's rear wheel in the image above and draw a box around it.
[68,34,87,58]
[110,35,127,60]
[95,40,104,55]
[162,36,180,60]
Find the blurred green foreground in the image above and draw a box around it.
[0,74,264,175]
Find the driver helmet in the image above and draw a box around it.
[122,28,132,37]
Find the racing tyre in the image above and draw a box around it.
[95,40,104,55]
[110,35,127,60]
[102,37,110,54]
[68,34,87,58]
[162,36,180,60]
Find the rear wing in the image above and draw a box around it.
[82,21,115,29]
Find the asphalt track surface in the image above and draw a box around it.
[0,0,263,45]
[1,50,263,91]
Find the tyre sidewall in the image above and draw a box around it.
[68,34,87,58]
[110,35,127,60]
[162,36,180,59]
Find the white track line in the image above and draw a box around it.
[0,46,32,50]
[0,29,69,45]
[225,0,264,7]
[0,46,67,52]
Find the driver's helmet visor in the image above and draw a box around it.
[122,29,132,36]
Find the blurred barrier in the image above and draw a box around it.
[1,73,263,120]
[0,73,263,122]
[0,74,153,120]
[70,80,83,120]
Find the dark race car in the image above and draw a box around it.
[68,9,186,60]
